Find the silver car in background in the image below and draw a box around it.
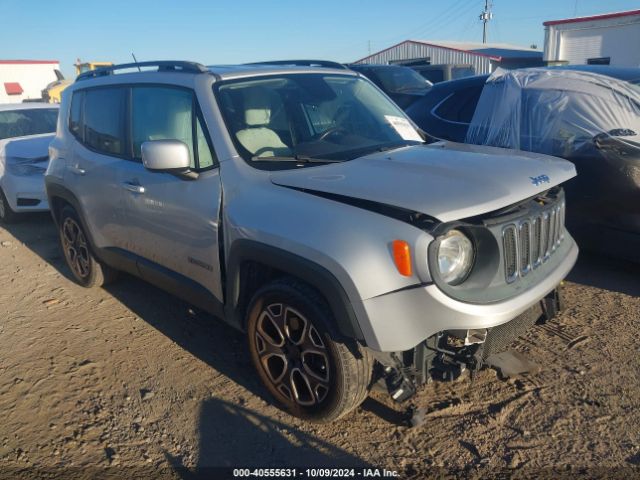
[46,61,578,422]
[0,103,59,223]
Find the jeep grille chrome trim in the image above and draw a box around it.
[503,201,566,283]
[519,220,531,276]
[502,225,518,283]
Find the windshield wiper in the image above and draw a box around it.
[251,155,342,163]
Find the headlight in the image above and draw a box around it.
[436,229,474,285]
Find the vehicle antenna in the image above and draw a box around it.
[131,53,141,72]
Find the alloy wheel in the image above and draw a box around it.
[255,303,330,406]
[61,217,91,279]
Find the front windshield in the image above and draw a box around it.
[0,108,58,140]
[215,74,423,164]
[375,67,431,93]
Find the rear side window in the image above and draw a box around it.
[132,86,216,170]
[84,88,126,155]
[69,91,83,139]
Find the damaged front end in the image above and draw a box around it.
[373,286,564,404]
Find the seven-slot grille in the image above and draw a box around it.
[502,201,565,283]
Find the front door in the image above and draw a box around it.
[120,85,224,304]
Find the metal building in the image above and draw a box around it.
[353,40,543,74]
[0,60,60,104]
[543,10,640,67]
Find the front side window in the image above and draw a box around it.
[434,85,484,124]
[84,88,125,155]
[0,108,58,140]
[215,74,422,166]
[132,86,216,170]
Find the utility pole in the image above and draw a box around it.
[480,0,493,44]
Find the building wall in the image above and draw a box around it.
[544,14,640,66]
[354,41,493,75]
[0,62,59,104]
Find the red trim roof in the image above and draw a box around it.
[353,40,504,64]
[544,9,640,26]
[4,83,24,95]
[0,60,59,65]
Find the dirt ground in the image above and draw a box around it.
[1,213,639,479]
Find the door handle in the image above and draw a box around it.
[122,181,145,194]
[69,165,86,175]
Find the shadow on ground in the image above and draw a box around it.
[166,397,371,478]
[567,251,640,297]
[1,214,269,403]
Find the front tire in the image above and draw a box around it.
[246,278,373,422]
[58,206,117,287]
[0,188,18,224]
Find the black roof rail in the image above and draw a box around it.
[75,61,208,82]
[245,59,349,70]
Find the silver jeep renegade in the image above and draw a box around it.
[45,61,578,422]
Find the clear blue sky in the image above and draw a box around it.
[2,0,639,77]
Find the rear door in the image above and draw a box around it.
[65,87,131,251]
[120,85,224,304]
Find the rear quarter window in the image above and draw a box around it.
[69,91,83,140]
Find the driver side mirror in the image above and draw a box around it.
[141,140,198,179]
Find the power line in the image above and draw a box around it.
[319,0,468,60]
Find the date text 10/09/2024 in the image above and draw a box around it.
[233,468,400,478]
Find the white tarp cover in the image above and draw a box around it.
[465,68,640,158]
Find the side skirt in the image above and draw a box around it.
[99,247,226,321]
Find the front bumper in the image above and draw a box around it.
[2,174,49,212]
[360,238,578,352]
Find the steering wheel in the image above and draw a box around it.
[316,127,349,141]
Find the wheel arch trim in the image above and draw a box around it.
[225,239,365,343]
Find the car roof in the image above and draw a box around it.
[73,61,359,85]
[207,64,358,80]
[0,103,59,112]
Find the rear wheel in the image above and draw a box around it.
[246,278,373,422]
[0,188,18,224]
[58,206,117,287]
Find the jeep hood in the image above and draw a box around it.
[270,141,577,223]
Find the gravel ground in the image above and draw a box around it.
[1,214,639,479]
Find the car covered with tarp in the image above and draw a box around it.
[410,67,640,261]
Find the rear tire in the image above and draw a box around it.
[246,277,373,422]
[0,188,19,224]
[58,205,117,287]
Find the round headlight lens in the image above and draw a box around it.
[436,230,474,285]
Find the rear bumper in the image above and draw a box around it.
[360,239,579,352]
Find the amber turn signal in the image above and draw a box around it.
[392,240,412,277]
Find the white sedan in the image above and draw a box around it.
[0,103,59,223]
